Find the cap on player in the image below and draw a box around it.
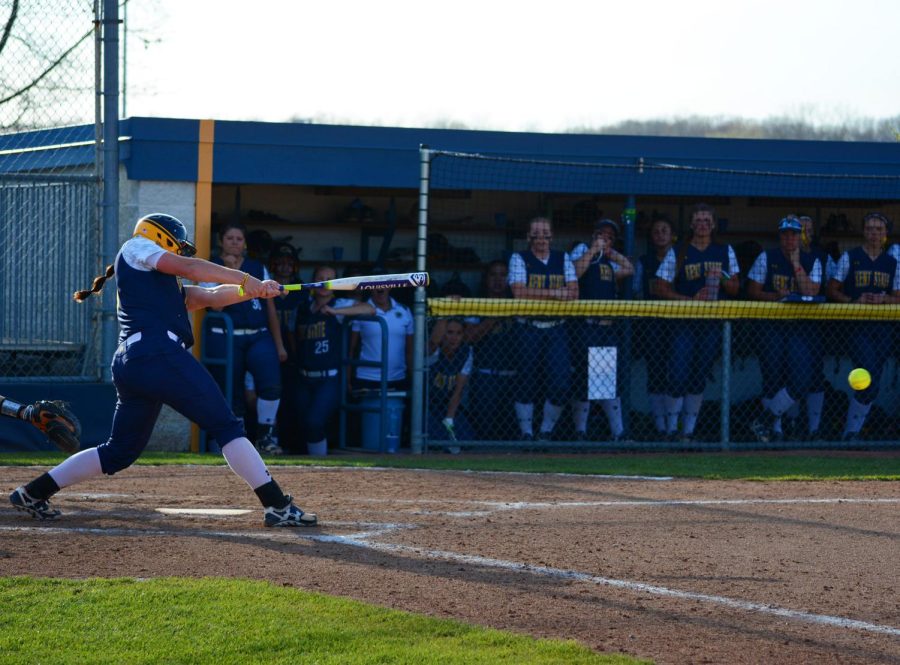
[778,217,802,233]
[593,218,620,237]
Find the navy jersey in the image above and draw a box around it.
[674,243,730,298]
[115,241,194,347]
[210,256,269,329]
[761,248,819,294]
[519,249,567,290]
[579,254,618,300]
[638,254,662,300]
[295,295,344,371]
[273,290,303,344]
[429,345,473,410]
[842,247,898,300]
[806,246,829,295]
[474,318,517,371]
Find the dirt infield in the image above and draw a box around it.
[1,464,898,664]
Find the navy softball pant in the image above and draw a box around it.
[515,322,571,406]
[206,329,281,414]
[757,321,814,400]
[848,322,892,405]
[668,321,721,397]
[97,333,244,475]
[294,374,341,443]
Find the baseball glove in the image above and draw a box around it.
[26,400,81,454]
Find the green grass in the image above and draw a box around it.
[1,450,899,480]
[0,577,643,665]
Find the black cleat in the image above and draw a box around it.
[9,486,61,520]
[264,495,317,527]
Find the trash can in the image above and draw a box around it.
[359,391,406,453]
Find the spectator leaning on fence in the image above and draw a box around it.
[427,318,475,448]
[746,217,823,443]
[568,219,634,441]
[633,215,676,437]
[655,203,740,443]
[202,221,287,455]
[508,217,578,441]
[464,260,519,440]
[825,212,900,441]
[294,266,375,456]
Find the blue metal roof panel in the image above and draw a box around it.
[3,117,898,198]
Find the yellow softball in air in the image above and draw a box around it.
[848,368,871,391]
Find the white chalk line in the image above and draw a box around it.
[3,516,899,638]
[361,496,900,517]
[326,536,900,638]
[314,466,674,481]
[0,521,410,542]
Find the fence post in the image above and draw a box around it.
[100,0,120,382]
[410,146,431,454]
[721,320,731,450]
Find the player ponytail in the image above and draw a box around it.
[73,264,115,302]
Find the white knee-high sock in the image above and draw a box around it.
[540,400,563,434]
[48,447,103,489]
[222,437,272,489]
[600,398,624,437]
[572,401,590,433]
[843,399,872,435]
[682,393,703,435]
[768,387,796,416]
[806,392,824,432]
[514,402,533,435]
[256,398,280,426]
[649,393,666,433]
[664,395,683,434]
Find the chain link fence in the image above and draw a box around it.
[0,0,101,381]
[421,150,900,451]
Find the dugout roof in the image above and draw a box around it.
[2,117,899,198]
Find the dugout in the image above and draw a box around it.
[1,118,898,451]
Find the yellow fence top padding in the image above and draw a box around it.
[427,297,900,321]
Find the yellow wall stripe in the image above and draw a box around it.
[191,119,215,453]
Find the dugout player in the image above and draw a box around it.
[508,217,578,440]
[797,215,829,438]
[655,203,740,443]
[633,215,676,437]
[427,318,476,449]
[464,260,518,440]
[568,219,634,440]
[8,213,316,526]
[825,212,900,440]
[294,265,374,455]
[269,242,304,448]
[746,217,823,443]
[348,285,414,392]
[203,222,287,455]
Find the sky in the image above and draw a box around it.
[124,0,900,133]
